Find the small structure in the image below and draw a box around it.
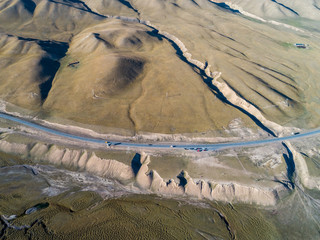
[294,43,308,49]
[67,61,80,67]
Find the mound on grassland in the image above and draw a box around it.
[42,20,254,135]
[0,34,63,110]
[1,0,320,135]
[115,0,320,129]
[0,0,103,41]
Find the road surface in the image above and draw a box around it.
[0,113,320,151]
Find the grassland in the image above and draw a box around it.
[1,0,320,137]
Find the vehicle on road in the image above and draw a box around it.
[196,148,202,152]
[1,112,320,152]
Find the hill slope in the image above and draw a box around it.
[0,0,320,136]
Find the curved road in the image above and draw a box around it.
[1,113,320,151]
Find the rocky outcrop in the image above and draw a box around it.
[0,141,135,183]
[210,182,280,205]
[133,152,284,206]
[284,141,320,190]
[0,139,286,205]
[135,153,152,189]
[0,140,28,155]
[150,171,184,195]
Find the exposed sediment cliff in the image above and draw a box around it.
[0,139,287,206]
[135,153,283,206]
[283,141,320,190]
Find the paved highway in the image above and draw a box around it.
[1,112,320,151]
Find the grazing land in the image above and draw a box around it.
[0,0,319,239]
